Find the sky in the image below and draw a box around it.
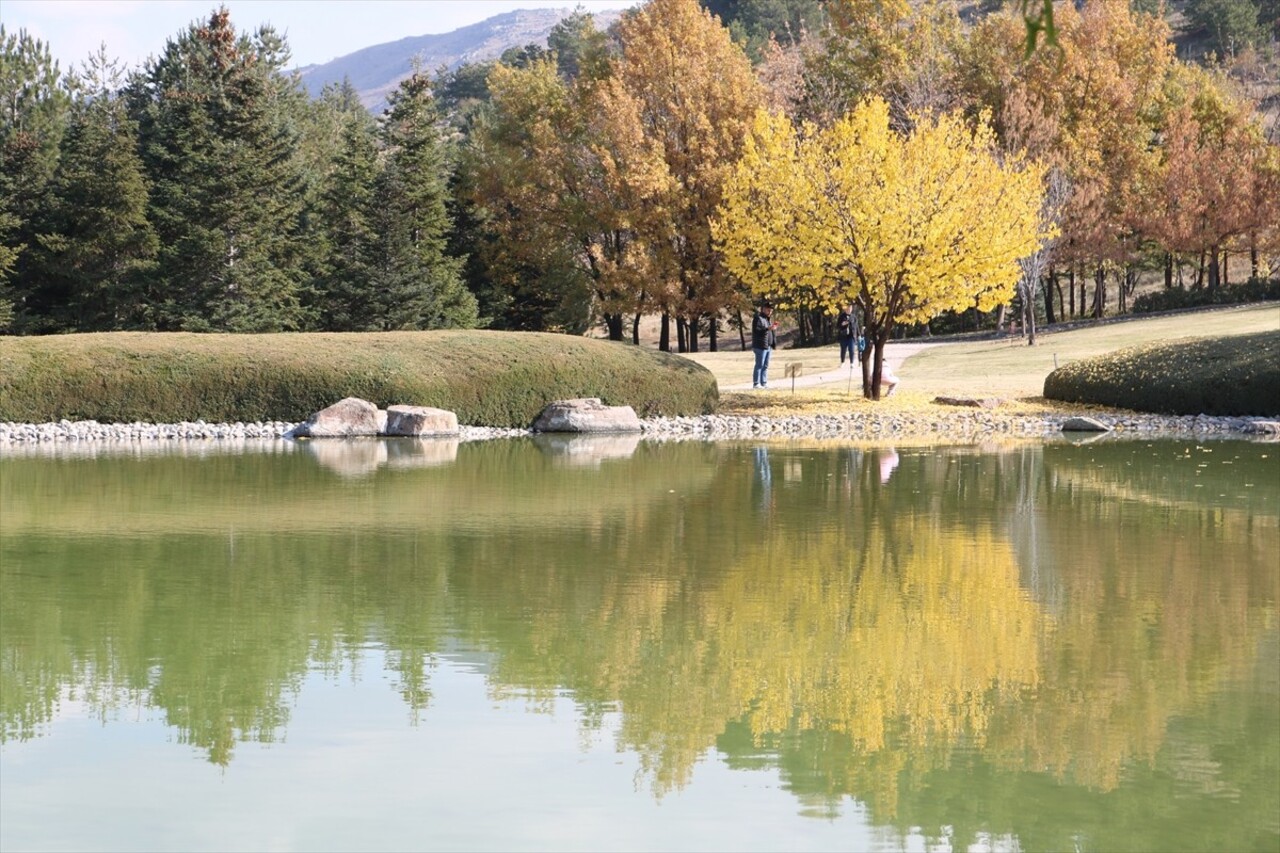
[2,1,636,74]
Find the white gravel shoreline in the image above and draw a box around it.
[1,411,1275,447]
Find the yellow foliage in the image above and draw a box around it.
[715,98,1050,332]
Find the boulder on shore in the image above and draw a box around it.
[1061,416,1111,432]
[384,405,459,437]
[1243,420,1280,436]
[290,397,382,438]
[532,398,641,433]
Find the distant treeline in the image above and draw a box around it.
[1,0,1277,349]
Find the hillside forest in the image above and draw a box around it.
[1,0,1278,351]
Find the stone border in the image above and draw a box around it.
[1,411,1274,447]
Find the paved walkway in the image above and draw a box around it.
[722,342,940,391]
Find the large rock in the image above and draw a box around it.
[532,398,641,433]
[1061,416,1111,432]
[1243,420,1280,436]
[291,397,382,438]
[384,405,459,437]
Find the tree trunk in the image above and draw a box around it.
[1026,293,1037,346]
[1195,251,1206,289]
[1251,245,1260,280]
[688,314,700,353]
[737,310,746,350]
[631,313,641,346]
[1221,250,1229,287]
[1164,253,1173,290]
[868,328,891,401]
[708,313,718,352]
[995,303,1007,335]
[604,312,624,341]
[1045,268,1058,326]
[1207,246,1221,291]
[660,312,670,352]
[1091,265,1105,319]
[676,317,687,353]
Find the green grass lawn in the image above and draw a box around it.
[686,304,1280,399]
[903,304,1280,399]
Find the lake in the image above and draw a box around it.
[1,436,1277,852]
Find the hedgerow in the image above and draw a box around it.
[0,331,718,427]
[1131,278,1280,314]
[1043,330,1280,416]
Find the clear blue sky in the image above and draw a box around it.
[3,1,635,73]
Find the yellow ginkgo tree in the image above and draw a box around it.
[714,98,1051,399]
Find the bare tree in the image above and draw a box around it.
[1017,167,1070,346]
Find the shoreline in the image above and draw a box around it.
[1,410,1276,448]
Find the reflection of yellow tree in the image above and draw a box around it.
[600,518,1044,802]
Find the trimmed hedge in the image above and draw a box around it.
[1132,278,1280,314]
[1043,329,1280,416]
[0,331,718,427]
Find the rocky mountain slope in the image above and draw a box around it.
[297,7,622,112]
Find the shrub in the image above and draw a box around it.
[1043,329,1280,416]
[0,331,719,427]
[1132,278,1280,314]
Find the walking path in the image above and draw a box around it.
[721,342,941,391]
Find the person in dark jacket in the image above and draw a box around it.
[751,301,778,389]
[836,304,855,365]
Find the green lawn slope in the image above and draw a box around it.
[0,331,718,427]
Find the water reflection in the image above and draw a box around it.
[531,433,641,467]
[1,439,1277,850]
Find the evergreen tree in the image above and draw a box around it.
[128,8,307,332]
[0,26,71,332]
[367,69,476,330]
[1187,0,1265,54]
[33,46,157,331]
[547,10,611,81]
[309,82,381,330]
[700,0,823,60]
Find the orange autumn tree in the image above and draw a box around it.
[1142,65,1277,289]
[962,1,1174,318]
[599,0,764,352]
[714,99,1048,399]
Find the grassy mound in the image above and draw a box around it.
[1043,330,1280,416]
[0,331,718,427]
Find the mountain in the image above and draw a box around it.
[297,8,623,113]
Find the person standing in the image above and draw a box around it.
[751,300,778,389]
[836,304,855,365]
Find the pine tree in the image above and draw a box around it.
[1187,0,1265,54]
[33,46,157,331]
[367,69,475,330]
[128,8,307,332]
[310,83,381,330]
[0,25,71,332]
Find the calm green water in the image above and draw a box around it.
[1,436,1277,852]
